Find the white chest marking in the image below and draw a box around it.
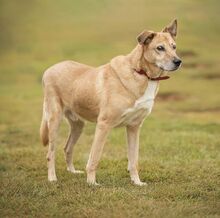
[117,81,158,126]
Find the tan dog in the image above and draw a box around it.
[40,19,182,186]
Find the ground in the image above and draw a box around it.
[0,0,220,217]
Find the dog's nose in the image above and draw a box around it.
[173,58,182,66]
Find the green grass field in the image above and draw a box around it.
[0,0,220,217]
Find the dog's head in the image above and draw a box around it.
[137,19,182,72]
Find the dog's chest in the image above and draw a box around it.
[116,81,158,126]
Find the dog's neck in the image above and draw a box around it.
[110,44,169,98]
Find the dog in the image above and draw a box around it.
[40,19,182,186]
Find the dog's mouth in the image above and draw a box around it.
[157,63,181,72]
[166,66,180,72]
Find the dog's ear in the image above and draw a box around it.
[162,19,177,39]
[137,31,156,45]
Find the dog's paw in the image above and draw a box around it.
[67,168,84,174]
[87,181,101,186]
[87,177,101,186]
[73,170,84,174]
[67,166,84,174]
[48,176,57,182]
[134,181,147,186]
[131,179,147,186]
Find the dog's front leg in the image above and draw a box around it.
[86,121,110,185]
[126,125,146,186]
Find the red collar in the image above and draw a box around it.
[134,69,170,81]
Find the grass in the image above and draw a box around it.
[0,0,220,217]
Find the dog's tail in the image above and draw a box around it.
[40,109,49,146]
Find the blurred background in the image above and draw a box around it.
[0,0,220,217]
[1,0,220,123]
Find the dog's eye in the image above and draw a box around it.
[156,46,165,51]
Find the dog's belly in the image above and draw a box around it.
[115,81,158,127]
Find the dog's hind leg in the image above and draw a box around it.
[46,97,63,182]
[64,114,84,173]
